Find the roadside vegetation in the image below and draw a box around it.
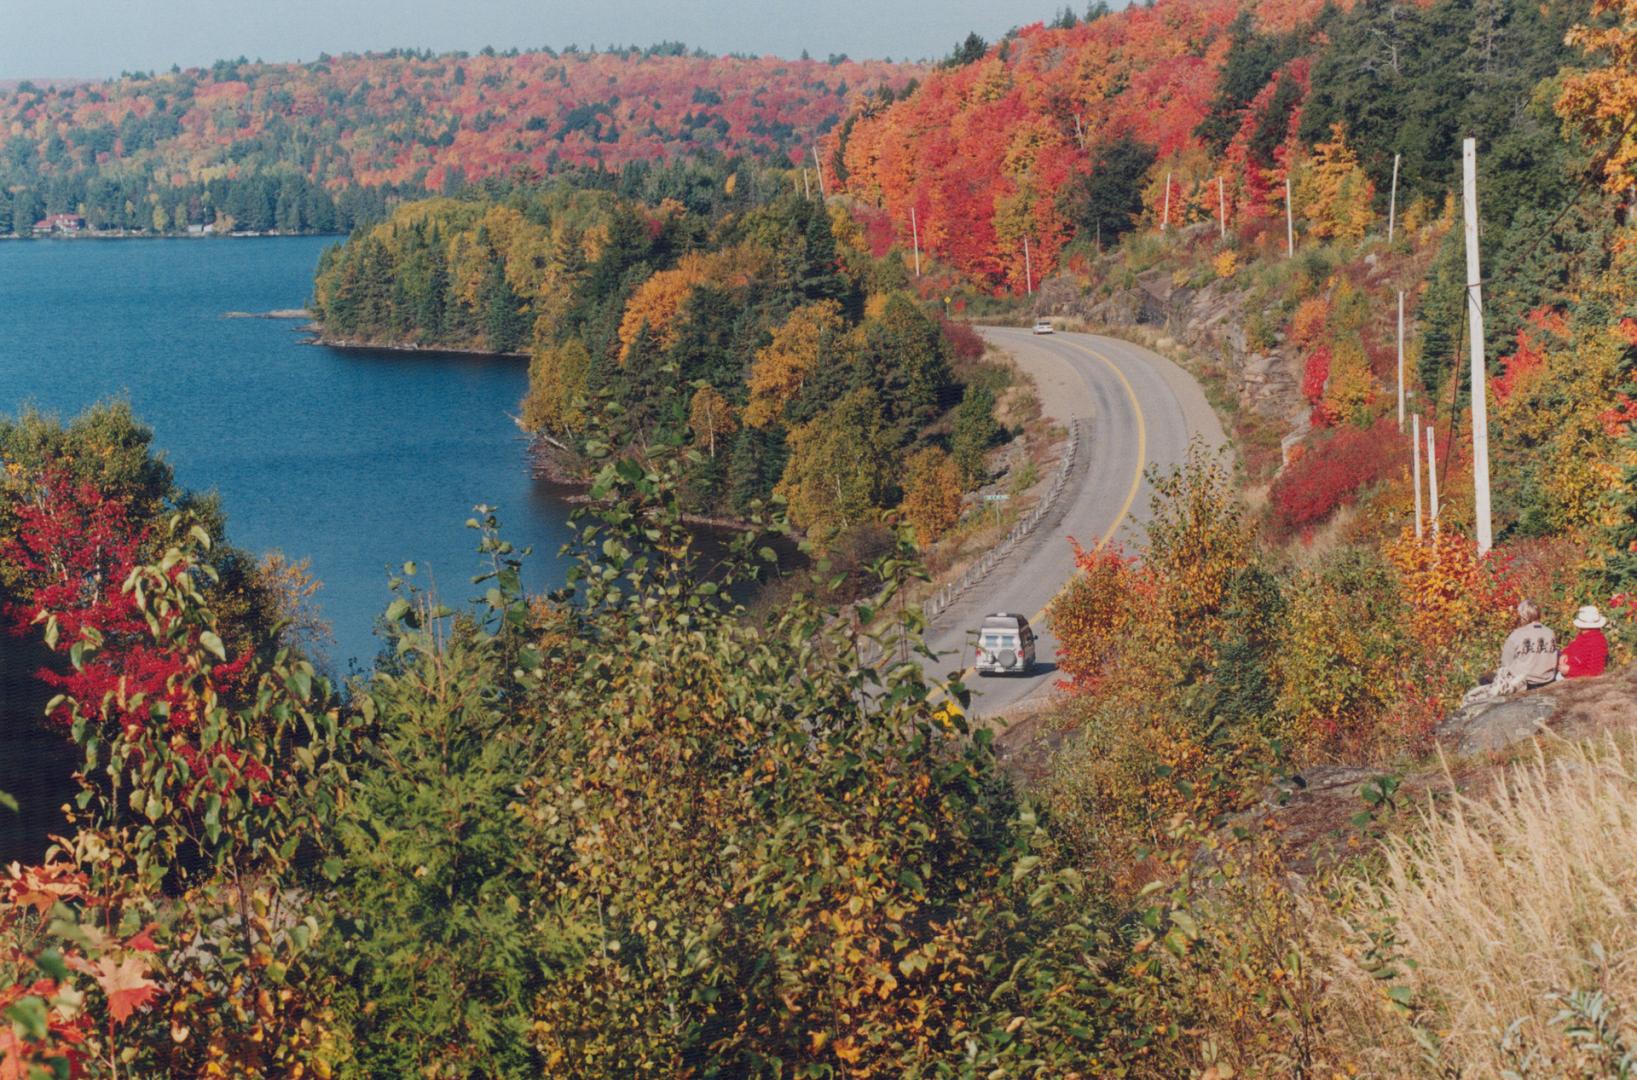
[4,398,1634,1078]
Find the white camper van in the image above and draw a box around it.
[975,612,1037,675]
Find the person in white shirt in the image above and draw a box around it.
[1487,599,1559,696]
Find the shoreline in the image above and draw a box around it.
[225,309,312,320]
[0,230,344,242]
[307,321,786,538]
[302,331,528,360]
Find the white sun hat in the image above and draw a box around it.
[1573,605,1608,629]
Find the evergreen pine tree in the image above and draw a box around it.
[480,258,528,353]
[950,386,1001,488]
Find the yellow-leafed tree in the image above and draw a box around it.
[521,337,592,436]
[1294,124,1374,242]
[900,446,964,547]
[744,300,845,429]
[687,385,738,459]
[776,386,891,540]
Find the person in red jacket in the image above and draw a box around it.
[1558,605,1610,679]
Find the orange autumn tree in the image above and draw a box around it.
[1050,544,1136,695]
[617,244,773,362]
[617,254,709,361]
[744,300,846,428]
[1559,0,1637,192]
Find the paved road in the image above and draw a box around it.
[924,327,1226,718]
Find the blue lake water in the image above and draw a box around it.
[0,236,577,672]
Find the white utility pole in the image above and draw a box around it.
[1285,175,1294,257]
[1161,171,1171,231]
[1388,153,1400,242]
[812,146,827,197]
[1412,413,1424,540]
[1427,423,1440,537]
[1023,236,1033,296]
[1217,175,1226,240]
[1462,137,1494,555]
[910,205,921,277]
[802,169,811,200]
[1396,289,1406,431]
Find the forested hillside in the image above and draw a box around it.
[311,163,1006,545]
[822,0,1632,556]
[0,47,915,234]
[827,0,1587,294]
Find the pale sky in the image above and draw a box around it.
[4,0,1078,79]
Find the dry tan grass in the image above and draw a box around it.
[1323,733,1637,1077]
[994,381,1041,431]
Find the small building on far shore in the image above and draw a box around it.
[32,213,84,234]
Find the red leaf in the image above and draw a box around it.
[124,924,162,953]
[90,954,161,1024]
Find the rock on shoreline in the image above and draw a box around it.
[301,332,528,359]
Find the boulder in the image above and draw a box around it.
[1437,693,1560,755]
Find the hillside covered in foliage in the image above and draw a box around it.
[310,163,1010,548]
[827,0,1586,293]
[0,46,915,234]
[813,0,1634,579]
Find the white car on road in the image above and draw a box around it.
[1032,319,1054,334]
[975,613,1037,676]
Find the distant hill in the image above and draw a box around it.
[0,47,918,234]
[0,78,92,92]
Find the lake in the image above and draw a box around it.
[0,236,578,672]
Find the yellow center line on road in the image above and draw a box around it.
[946,331,1150,699]
[1060,335,1148,557]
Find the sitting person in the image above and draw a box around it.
[1558,605,1610,679]
[1478,600,1559,698]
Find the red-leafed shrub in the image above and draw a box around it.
[1301,345,1336,426]
[1301,346,1330,405]
[1269,417,1403,536]
[1491,308,1566,405]
[1,469,251,741]
[939,316,987,361]
[851,205,899,259]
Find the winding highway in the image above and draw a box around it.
[924,327,1227,718]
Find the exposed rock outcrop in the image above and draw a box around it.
[1042,266,1310,445]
